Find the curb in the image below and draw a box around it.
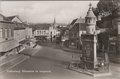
[62,48,81,54]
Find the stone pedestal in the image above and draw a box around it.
[81,34,97,69]
[68,34,111,77]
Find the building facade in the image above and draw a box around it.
[33,18,60,42]
[0,15,19,56]
[69,18,85,49]
[0,14,33,56]
[34,25,50,41]
[69,3,96,49]
[49,18,60,42]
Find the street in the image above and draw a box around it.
[0,45,120,79]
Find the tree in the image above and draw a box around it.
[93,0,119,17]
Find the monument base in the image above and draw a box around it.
[68,66,112,77]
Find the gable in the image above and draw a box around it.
[12,17,22,23]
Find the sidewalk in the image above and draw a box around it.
[0,54,24,66]
[0,46,41,72]
[0,45,40,67]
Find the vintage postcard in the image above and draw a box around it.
[0,0,120,79]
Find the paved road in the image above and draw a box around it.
[0,45,120,79]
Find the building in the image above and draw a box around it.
[11,16,33,52]
[0,14,19,56]
[33,24,50,41]
[33,18,60,42]
[69,3,96,49]
[69,18,85,48]
[49,18,60,42]
[0,14,33,56]
[59,26,69,46]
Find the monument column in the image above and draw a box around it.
[93,34,97,68]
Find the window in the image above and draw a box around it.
[39,31,41,35]
[7,29,9,37]
[0,29,2,38]
[42,31,43,34]
[11,29,13,37]
[37,30,39,35]
[9,29,11,37]
[44,31,45,35]
[5,29,7,38]
[87,19,90,23]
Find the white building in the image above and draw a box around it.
[33,18,60,41]
[33,24,50,40]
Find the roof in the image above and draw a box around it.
[86,3,96,18]
[0,13,6,21]
[0,14,5,18]
[19,39,30,44]
[4,15,24,24]
[36,26,49,30]
[0,21,16,29]
[70,19,77,25]
[69,18,85,30]
[75,18,85,24]
[31,23,51,30]
[5,16,16,21]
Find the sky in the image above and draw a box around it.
[1,1,99,24]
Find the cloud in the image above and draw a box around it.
[1,1,98,24]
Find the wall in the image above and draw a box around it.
[25,27,33,38]
[14,29,26,43]
[34,30,49,36]
[0,22,14,43]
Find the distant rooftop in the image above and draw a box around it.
[30,23,51,30]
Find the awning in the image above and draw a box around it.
[0,39,19,52]
[19,39,30,44]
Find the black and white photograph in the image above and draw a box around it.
[0,0,120,79]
